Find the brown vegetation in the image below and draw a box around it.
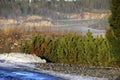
[0,26,65,53]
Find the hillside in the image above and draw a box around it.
[0,0,110,19]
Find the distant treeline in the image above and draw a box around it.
[0,0,109,18]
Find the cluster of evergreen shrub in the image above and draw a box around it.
[20,30,116,67]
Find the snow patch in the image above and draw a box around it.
[0,53,46,68]
[0,53,46,63]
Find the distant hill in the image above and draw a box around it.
[0,0,109,19]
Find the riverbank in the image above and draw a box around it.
[35,63,120,80]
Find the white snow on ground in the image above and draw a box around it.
[0,53,46,63]
[0,53,46,68]
[0,53,108,80]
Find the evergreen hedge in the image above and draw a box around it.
[20,31,116,67]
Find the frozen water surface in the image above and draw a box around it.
[0,53,108,80]
[0,68,62,80]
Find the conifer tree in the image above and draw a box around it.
[108,0,120,65]
[109,0,120,37]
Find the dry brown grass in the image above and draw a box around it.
[0,26,65,53]
[1,26,25,36]
[26,15,42,20]
[0,26,27,53]
[0,19,17,25]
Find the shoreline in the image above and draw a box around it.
[0,52,119,80]
[0,62,119,80]
[35,63,120,80]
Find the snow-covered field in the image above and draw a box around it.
[0,53,108,80]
